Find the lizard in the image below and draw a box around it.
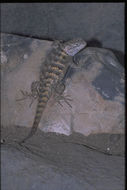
[20,39,87,144]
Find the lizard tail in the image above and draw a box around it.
[20,96,48,144]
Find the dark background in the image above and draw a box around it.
[1,3,124,65]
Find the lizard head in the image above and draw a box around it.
[62,38,87,56]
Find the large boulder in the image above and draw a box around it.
[1,33,124,156]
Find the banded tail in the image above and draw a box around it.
[20,89,50,143]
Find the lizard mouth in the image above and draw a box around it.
[63,39,87,56]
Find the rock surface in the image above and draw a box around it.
[1,33,125,190]
[1,141,125,190]
[1,33,125,156]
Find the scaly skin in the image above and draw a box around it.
[20,39,87,143]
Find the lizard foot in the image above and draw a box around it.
[16,81,40,107]
[55,94,73,108]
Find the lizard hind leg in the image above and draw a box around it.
[55,82,65,95]
[57,94,73,108]
[53,82,73,108]
[16,80,40,107]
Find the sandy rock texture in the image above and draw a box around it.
[1,33,125,156]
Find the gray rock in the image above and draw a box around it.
[1,33,125,157]
[1,141,125,190]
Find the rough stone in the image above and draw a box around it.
[1,33,125,156]
[1,141,125,190]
